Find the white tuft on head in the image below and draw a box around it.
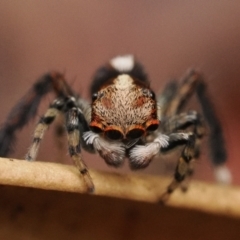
[114,74,133,90]
[110,55,134,72]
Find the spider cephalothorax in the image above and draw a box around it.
[0,54,231,195]
[90,74,159,140]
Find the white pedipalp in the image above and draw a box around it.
[129,134,169,168]
[83,131,98,146]
[83,131,125,166]
[83,131,124,152]
[153,134,170,148]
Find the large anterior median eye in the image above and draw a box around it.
[90,121,103,133]
[145,119,160,131]
[105,128,124,140]
[126,125,145,139]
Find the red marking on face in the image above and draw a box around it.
[134,96,146,107]
[101,97,113,109]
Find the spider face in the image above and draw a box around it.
[90,74,159,141]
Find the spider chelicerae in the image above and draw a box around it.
[0,55,231,194]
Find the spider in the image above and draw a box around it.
[0,55,231,195]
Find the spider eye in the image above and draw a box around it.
[142,89,155,99]
[149,90,155,99]
[146,124,158,131]
[105,129,124,140]
[126,125,145,139]
[92,92,98,101]
[90,121,103,133]
[145,119,159,132]
[91,126,103,133]
[142,88,149,96]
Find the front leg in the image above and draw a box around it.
[66,108,94,193]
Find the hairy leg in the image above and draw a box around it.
[159,70,230,183]
[66,108,94,192]
[25,98,64,161]
[0,72,76,157]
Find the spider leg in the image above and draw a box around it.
[159,70,231,183]
[160,70,207,116]
[160,132,196,201]
[0,72,75,157]
[26,94,94,192]
[163,111,205,190]
[162,111,204,158]
[66,107,94,193]
[25,98,65,161]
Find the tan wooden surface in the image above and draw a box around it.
[1,157,240,239]
[1,157,240,218]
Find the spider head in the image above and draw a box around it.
[90,74,159,141]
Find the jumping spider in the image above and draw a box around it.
[0,55,231,194]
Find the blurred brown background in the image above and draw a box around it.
[0,0,240,184]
